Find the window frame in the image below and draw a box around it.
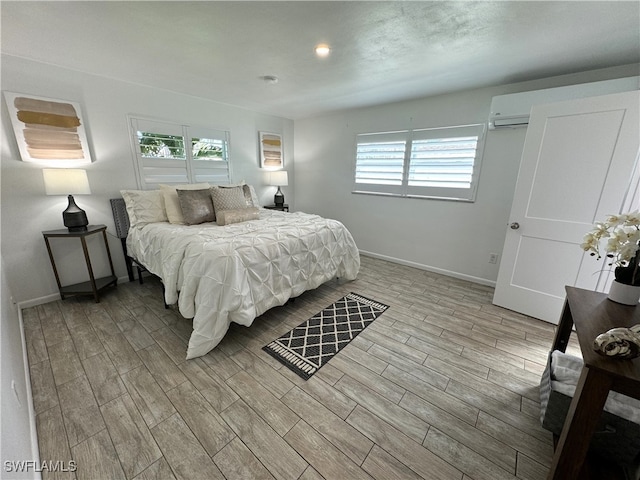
[128,116,232,189]
[352,123,486,202]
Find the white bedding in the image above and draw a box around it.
[126,209,360,359]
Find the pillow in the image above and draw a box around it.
[177,189,216,225]
[216,207,260,226]
[160,183,210,224]
[213,181,260,207]
[120,190,167,226]
[211,185,249,212]
[244,184,260,207]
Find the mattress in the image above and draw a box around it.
[126,209,360,359]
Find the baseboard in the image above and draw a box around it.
[17,275,132,310]
[17,307,42,480]
[17,293,60,310]
[359,250,497,288]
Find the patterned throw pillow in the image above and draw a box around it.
[176,189,216,225]
[216,207,261,226]
[211,185,248,212]
[120,190,167,226]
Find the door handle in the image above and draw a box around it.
[510,222,520,230]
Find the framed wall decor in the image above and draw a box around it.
[4,91,92,165]
[259,131,283,168]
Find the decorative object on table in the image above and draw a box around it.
[263,293,389,380]
[593,324,640,359]
[43,168,91,231]
[259,131,283,168]
[581,211,640,305]
[4,92,92,165]
[270,170,288,206]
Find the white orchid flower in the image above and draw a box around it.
[625,211,640,224]
[583,211,640,271]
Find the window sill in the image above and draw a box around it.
[351,190,475,203]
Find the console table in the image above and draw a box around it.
[263,204,289,212]
[43,225,117,303]
[547,287,640,479]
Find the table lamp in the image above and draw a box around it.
[43,168,91,231]
[270,170,288,206]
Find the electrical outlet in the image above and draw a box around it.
[489,253,498,264]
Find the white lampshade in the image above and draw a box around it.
[270,170,288,187]
[43,169,91,195]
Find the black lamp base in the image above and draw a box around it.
[63,195,89,232]
[274,187,285,206]
[67,225,88,233]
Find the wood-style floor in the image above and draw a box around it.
[24,255,584,480]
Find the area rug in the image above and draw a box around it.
[263,292,389,380]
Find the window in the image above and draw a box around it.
[354,124,485,201]
[129,117,231,189]
[355,131,407,188]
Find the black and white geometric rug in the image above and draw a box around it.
[263,292,389,380]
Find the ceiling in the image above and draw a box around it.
[2,1,639,119]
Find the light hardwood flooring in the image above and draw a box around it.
[24,255,584,480]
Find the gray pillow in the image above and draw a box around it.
[211,185,248,212]
[177,188,216,225]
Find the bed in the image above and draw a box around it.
[111,183,360,359]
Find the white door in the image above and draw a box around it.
[493,90,640,324]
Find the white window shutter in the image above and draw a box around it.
[130,117,231,189]
[353,124,485,201]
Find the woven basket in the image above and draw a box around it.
[539,351,640,466]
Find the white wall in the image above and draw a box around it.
[2,56,638,304]
[294,64,640,285]
[1,255,39,479]
[1,55,294,305]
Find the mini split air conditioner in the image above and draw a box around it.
[488,77,639,130]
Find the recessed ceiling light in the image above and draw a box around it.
[260,75,279,84]
[315,44,331,58]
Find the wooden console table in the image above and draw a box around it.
[547,287,640,479]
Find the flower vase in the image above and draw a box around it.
[608,280,640,306]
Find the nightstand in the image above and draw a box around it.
[264,204,289,212]
[42,224,117,303]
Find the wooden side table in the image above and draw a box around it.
[42,225,117,303]
[547,287,640,479]
[264,204,289,212]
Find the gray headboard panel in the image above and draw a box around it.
[109,198,165,306]
[110,198,130,239]
[110,198,136,282]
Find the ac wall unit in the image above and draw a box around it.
[488,76,639,130]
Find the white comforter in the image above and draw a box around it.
[127,209,360,359]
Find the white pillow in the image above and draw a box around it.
[160,183,210,224]
[120,190,167,226]
[247,185,260,207]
